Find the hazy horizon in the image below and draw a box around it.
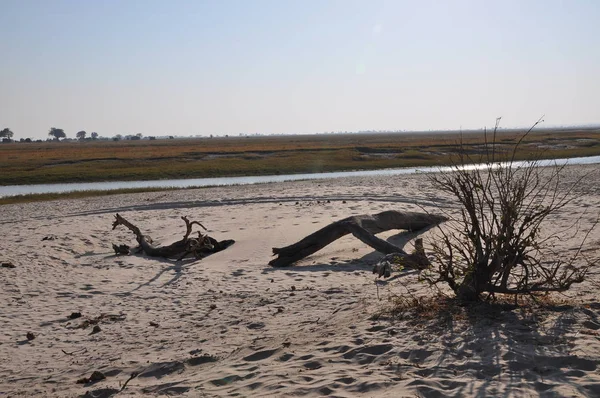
[2,0,599,139]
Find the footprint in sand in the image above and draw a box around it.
[243,348,279,362]
[320,344,352,354]
[302,360,323,370]
[583,320,600,330]
[366,325,387,332]
[138,361,186,379]
[143,385,190,395]
[335,376,356,385]
[398,348,434,363]
[342,344,394,365]
[278,353,294,362]
[210,375,247,387]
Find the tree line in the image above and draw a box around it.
[0,127,151,143]
[48,128,99,141]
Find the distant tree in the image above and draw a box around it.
[76,130,87,140]
[113,134,122,141]
[0,128,14,139]
[48,127,66,141]
[136,133,143,139]
[91,132,99,140]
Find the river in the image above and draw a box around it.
[2,155,600,198]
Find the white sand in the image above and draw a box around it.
[1,166,600,397]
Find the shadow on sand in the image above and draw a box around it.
[112,255,202,296]
[376,295,600,397]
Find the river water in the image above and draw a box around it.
[2,155,600,198]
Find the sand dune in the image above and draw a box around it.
[1,166,600,397]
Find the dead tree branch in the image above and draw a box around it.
[112,213,234,260]
[269,210,447,269]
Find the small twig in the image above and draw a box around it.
[62,348,87,356]
[120,372,139,392]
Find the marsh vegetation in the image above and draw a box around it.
[2,128,600,186]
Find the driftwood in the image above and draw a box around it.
[112,213,234,260]
[269,210,447,273]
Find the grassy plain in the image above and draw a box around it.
[0,187,185,206]
[1,128,600,188]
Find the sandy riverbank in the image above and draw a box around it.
[1,165,600,397]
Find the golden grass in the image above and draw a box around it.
[1,128,600,186]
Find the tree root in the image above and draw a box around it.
[112,213,234,260]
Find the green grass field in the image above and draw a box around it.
[1,128,600,188]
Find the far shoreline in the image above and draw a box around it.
[2,128,600,186]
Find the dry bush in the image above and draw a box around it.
[422,118,597,301]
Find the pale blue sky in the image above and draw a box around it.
[1,0,599,138]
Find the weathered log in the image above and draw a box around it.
[269,210,447,269]
[112,213,234,260]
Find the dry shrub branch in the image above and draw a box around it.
[423,118,597,301]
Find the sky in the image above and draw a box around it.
[1,0,599,139]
